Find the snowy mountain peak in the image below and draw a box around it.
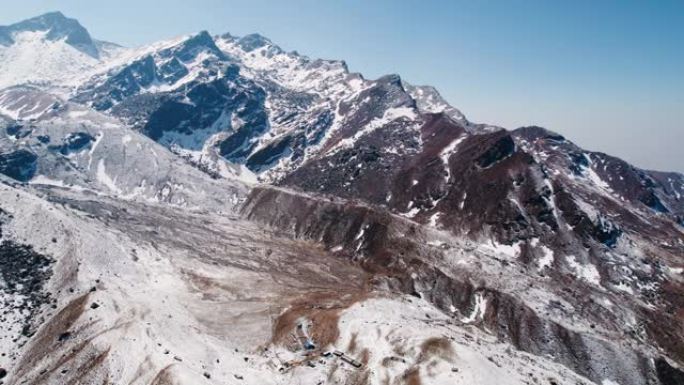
[0,11,98,58]
[157,30,228,63]
[236,33,280,53]
[0,12,129,91]
[401,81,467,122]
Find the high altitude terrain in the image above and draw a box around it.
[0,12,682,385]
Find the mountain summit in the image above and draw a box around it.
[0,11,98,57]
[0,12,682,385]
[0,12,126,90]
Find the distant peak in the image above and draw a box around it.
[1,11,99,58]
[402,80,468,123]
[513,126,565,142]
[236,33,280,53]
[13,11,80,31]
[195,30,212,40]
[158,30,228,62]
[36,11,67,21]
[377,73,403,86]
[181,30,217,48]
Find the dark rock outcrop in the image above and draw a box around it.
[0,149,38,181]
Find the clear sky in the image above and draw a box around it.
[3,0,683,172]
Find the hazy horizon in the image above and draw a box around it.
[2,0,682,172]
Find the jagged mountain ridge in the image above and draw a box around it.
[0,12,682,385]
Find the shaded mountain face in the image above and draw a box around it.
[0,12,682,385]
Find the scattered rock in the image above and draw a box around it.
[0,239,54,337]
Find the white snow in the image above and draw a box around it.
[0,88,56,120]
[479,240,521,260]
[403,207,421,218]
[96,159,122,194]
[461,293,487,323]
[439,135,467,182]
[329,106,418,153]
[428,212,442,227]
[0,30,126,92]
[145,50,220,93]
[537,246,555,272]
[399,201,422,218]
[602,379,621,385]
[404,82,467,122]
[28,175,85,191]
[67,109,90,118]
[566,255,601,286]
[459,192,467,210]
[329,296,588,385]
[87,132,104,170]
[585,163,611,190]
[543,178,560,220]
[29,175,65,187]
[613,281,634,294]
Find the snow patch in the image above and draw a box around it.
[537,246,555,272]
[439,135,467,182]
[566,255,601,286]
[329,106,418,153]
[461,293,487,323]
[96,159,122,194]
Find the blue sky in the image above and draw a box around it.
[3,0,683,171]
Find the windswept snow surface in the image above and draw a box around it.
[326,296,593,385]
[0,31,126,93]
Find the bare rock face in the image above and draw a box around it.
[0,149,37,181]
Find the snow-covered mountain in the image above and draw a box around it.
[0,12,126,92]
[0,12,683,385]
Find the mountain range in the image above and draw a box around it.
[0,12,682,385]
